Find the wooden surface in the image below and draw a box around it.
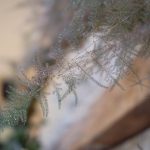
[47,57,150,150]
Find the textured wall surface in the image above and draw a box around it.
[0,0,31,76]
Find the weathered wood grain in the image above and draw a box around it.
[48,57,150,150]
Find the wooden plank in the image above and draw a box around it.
[89,96,150,149]
[47,58,150,150]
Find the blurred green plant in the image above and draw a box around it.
[0,128,40,150]
[0,0,150,134]
[0,58,49,131]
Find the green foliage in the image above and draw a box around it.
[37,0,150,111]
[0,128,40,150]
[0,59,49,131]
[0,0,150,132]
